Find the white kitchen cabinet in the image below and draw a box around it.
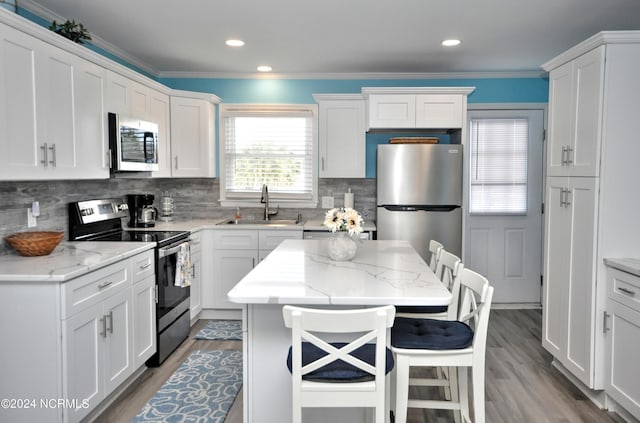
[169,93,218,178]
[0,23,108,180]
[604,266,640,419]
[362,87,474,129]
[0,250,155,423]
[541,32,640,391]
[189,231,203,321]
[132,274,156,368]
[207,229,302,309]
[542,176,598,386]
[105,69,132,117]
[148,89,172,178]
[546,46,604,177]
[314,94,366,178]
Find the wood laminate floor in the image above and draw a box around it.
[95,310,625,423]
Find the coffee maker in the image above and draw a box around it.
[126,194,157,228]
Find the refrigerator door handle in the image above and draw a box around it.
[381,205,460,212]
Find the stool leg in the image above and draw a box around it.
[449,367,461,423]
[472,364,485,423]
[394,354,410,423]
[458,367,469,423]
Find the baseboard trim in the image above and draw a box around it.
[493,302,542,310]
[199,308,243,320]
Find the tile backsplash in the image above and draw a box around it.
[0,178,376,255]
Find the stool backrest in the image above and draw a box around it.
[428,240,444,272]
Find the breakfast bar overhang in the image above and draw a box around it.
[228,239,452,423]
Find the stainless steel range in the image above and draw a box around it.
[68,198,191,367]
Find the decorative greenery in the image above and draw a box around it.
[49,20,92,44]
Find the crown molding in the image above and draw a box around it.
[542,30,640,71]
[18,0,159,77]
[157,70,546,80]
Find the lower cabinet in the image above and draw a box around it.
[204,229,302,310]
[605,266,640,419]
[0,249,155,423]
[189,231,203,321]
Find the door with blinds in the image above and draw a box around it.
[464,109,544,304]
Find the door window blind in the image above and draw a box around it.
[469,118,528,214]
[220,105,317,203]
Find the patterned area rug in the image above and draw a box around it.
[194,320,242,341]
[133,350,243,423]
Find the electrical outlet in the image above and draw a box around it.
[27,208,37,228]
[321,196,334,209]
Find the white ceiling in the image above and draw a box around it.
[22,0,640,78]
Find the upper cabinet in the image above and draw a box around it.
[314,94,366,178]
[164,92,219,178]
[362,87,475,130]
[0,22,108,180]
[546,46,605,177]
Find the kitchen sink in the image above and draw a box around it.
[218,219,304,226]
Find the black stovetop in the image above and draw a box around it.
[88,230,189,248]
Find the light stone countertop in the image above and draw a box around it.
[0,241,155,282]
[604,258,640,277]
[227,239,449,306]
[132,218,376,233]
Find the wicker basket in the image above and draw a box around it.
[5,231,64,256]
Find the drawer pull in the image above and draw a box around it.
[618,287,636,296]
[140,263,152,270]
[98,281,113,289]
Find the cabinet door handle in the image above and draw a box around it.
[618,287,636,296]
[174,156,179,169]
[100,316,107,338]
[191,264,196,278]
[107,311,114,334]
[566,147,573,165]
[321,157,325,171]
[603,311,611,333]
[40,143,48,167]
[98,281,113,289]
[48,144,56,167]
[560,188,566,207]
[140,263,152,270]
[154,285,158,304]
[564,188,571,207]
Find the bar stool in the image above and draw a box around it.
[283,305,396,423]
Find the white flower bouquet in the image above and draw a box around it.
[323,207,364,236]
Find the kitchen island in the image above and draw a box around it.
[228,239,451,423]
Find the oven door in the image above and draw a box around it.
[156,240,191,332]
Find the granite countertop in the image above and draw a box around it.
[604,258,640,277]
[227,239,449,306]
[0,241,155,282]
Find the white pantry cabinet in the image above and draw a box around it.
[0,22,108,180]
[314,94,366,178]
[604,264,640,420]
[541,32,640,391]
[362,87,474,129]
[546,46,604,177]
[0,249,155,423]
[167,92,219,178]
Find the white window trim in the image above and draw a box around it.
[218,103,319,208]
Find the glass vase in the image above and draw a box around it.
[328,231,357,261]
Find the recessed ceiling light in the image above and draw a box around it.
[442,39,461,47]
[226,39,245,47]
[257,65,272,72]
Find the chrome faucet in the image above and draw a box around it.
[260,184,279,220]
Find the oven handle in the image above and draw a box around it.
[158,241,189,258]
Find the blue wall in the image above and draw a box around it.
[159,77,549,177]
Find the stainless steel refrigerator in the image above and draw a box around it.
[376,143,463,261]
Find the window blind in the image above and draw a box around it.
[220,105,316,202]
[469,118,528,214]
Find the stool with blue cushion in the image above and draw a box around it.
[390,268,494,423]
[283,305,396,423]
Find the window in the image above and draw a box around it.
[469,118,528,214]
[219,104,318,207]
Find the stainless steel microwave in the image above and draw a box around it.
[108,112,159,171]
